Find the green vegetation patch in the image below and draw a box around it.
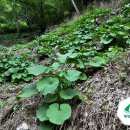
[0,55,33,83]
[2,4,130,130]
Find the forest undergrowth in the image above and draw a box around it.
[0,3,130,130]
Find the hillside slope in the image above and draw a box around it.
[0,3,130,130]
[65,50,130,130]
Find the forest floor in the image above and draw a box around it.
[0,32,39,47]
[0,48,130,130]
[0,1,130,130]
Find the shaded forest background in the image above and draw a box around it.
[0,0,129,46]
[0,0,90,35]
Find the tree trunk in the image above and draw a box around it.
[24,13,32,30]
[81,0,84,9]
[71,0,80,15]
[39,0,46,32]
[16,20,20,37]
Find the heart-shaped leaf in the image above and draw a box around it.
[83,34,92,40]
[27,65,48,76]
[88,56,107,67]
[68,52,78,58]
[44,95,58,103]
[60,88,84,100]
[36,77,59,95]
[18,85,37,98]
[58,52,78,63]
[77,59,84,69]
[58,54,68,63]
[46,103,71,125]
[101,36,113,44]
[51,62,60,70]
[60,70,81,82]
[79,73,87,80]
[36,104,49,121]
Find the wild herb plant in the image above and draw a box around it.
[18,4,130,129]
[0,55,33,83]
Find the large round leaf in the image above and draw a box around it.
[46,103,71,125]
[101,36,113,44]
[27,65,48,76]
[58,52,78,63]
[36,77,59,95]
[79,73,87,80]
[60,88,85,100]
[77,59,84,69]
[61,70,81,82]
[51,62,60,70]
[18,85,37,98]
[58,54,68,63]
[44,95,58,103]
[36,104,49,121]
[88,56,107,67]
[68,52,78,58]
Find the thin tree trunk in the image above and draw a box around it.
[71,0,80,15]
[81,0,84,9]
[14,0,20,37]
[16,20,20,37]
[39,0,46,32]
[24,13,32,30]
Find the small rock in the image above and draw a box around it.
[85,112,88,117]
[16,122,29,130]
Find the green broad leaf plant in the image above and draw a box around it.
[0,55,33,83]
[17,4,130,129]
[18,62,86,128]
